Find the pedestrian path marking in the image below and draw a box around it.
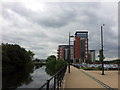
[80,69,114,90]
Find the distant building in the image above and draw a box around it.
[57,45,74,62]
[74,31,88,63]
[57,31,90,64]
[88,50,95,63]
[57,45,66,60]
[70,45,74,62]
[64,47,69,61]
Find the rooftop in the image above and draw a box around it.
[58,45,74,48]
[75,31,88,36]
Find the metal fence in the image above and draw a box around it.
[39,65,67,90]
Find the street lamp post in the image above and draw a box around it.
[68,32,70,73]
[68,32,74,73]
[101,24,105,75]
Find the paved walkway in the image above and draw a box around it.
[63,66,118,89]
[84,70,118,88]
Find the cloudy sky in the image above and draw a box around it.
[1,0,118,60]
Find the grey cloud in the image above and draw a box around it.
[3,2,77,28]
[3,2,31,18]
[2,2,118,59]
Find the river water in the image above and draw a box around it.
[18,66,51,88]
[3,66,53,89]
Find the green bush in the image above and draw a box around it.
[83,67,93,70]
[82,66,102,70]
[55,59,67,71]
[46,55,67,76]
[46,55,56,72]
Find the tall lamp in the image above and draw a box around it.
[101,24,105,75]
[68,32,74,73]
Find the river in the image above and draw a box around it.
[3,66,53,89]
[18,66,51,88]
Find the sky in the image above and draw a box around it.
[1,0,119,60]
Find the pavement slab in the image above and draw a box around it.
[64,66,106,88]
[83,69,118,88]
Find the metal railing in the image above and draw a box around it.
[39,65,67,90]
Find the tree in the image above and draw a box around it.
[46,55,67,76]
[27,50,35,60]
[98,49,105,62]
[2,43,34,74]
[46,55,56,72]
[55,59,67,71]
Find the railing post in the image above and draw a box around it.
[54,75,56,90]
[59,72,61,87]
[39,65,67,90]
[57,73,59,90]
[46,80,50,90]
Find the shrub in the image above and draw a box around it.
[46,55,67,76]
[55,59,67,71]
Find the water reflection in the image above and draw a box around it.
[34,64,42,70]
[2,66,34,90]
[45,68,56,76]
[19,66,51,88]
[2,64,51,89]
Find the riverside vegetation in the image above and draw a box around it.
[46,55,67,76]
[2,43,67,89]
[2,43,35,75]
[2,43,35,89]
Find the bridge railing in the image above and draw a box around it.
[39,65,67,90]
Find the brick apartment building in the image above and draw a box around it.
[74,31,88,63]
[57,31,93,64]
[57,45,74,62]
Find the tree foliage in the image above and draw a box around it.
[98,49,105,62]
[27,50,35,60]
[55,59,67,71]
[46,55,67,76]
[2,43,34,74]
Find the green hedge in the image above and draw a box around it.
[81,66,102,70]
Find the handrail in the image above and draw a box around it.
[39,65,67,90]
[39,82,47,90]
